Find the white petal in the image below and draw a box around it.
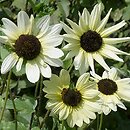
[83,89,99,99]
[2,18,19,39]
[103,37,130,44]
[61,21,75,34]
[102,71,109,79]
[101,49,123,62]
[104,44,129,55]
[63,43,79,51]
[44,47,64,58]
[64,49,79,60]
[1,53,18,74]
[96,8,112,33]
[67,19,83,36]
[93,53,110,71]
[89,3,103,30]
[74,50,83,70]
[76,73,90,88]
[36,15,50,38]
[41,35,63,47]
[40,63,51,78]
[44,56,63,67]
[101,20,126,37]
[87,53,95,73]
[79,8,90,31]
[16,57,23,72]
[59,106,70,120]
[63,34,80,43]
[90,71,102,80]
[79,52,89,74]
[117,90,130,102]
[48,23,62,35]
[17,11,30,34]
[26,61,40,83]
[108,67,118,80]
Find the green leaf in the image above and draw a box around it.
[63,59,72,70]
[122,5,130,20]
[31,127,40,130]
[57,0,70,18]
[111,9,122,22]
[12,0,27,10]
[0,45,10,60]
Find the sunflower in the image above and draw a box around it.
[62,3,130,74]
[91,67,130,115]
[43,69,101,127]
[0,11,64,83]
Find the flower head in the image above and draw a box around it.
[91,67,130,115]
[43,69,100,127]
[0,11,64,83]
[62,3,130,74]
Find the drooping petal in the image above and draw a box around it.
[1,53,18,74]
[26,61,40,83]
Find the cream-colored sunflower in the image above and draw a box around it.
[0,11,64,83]
[62,3,130,74]
[91,67,130,115]
[43,69,101,128]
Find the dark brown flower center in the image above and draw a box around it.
[15,35,41,60]
[61,88,82,106]
[97,79,118,95]
[80,30,102,52]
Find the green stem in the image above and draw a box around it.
[98,113,103,130]
[29,81,40,130]
[68,62,73,73]
[0,71,12,122]
[40,110,50,129]
[10,91,17,130]
[97,114,99,130]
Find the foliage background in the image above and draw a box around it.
[0,0,130,130]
